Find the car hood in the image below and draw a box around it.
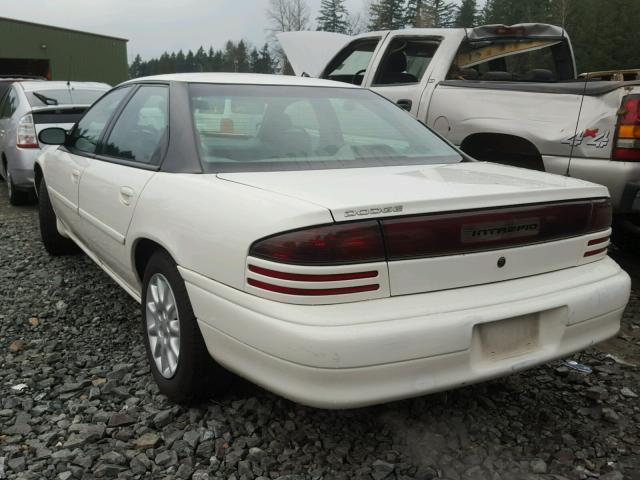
[216,162,608,220]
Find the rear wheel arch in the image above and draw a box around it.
[460,133,545,171]
[132,237,177,286]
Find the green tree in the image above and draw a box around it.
[455,0,478,27]
[369,0,407,30]
[236,40,251,72]
[407,0,455,28]
[129,54,143,78]
[317,0,349,32]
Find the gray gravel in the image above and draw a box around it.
[1,183,639,480]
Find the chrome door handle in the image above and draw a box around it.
[119,186,135,206]
[71,169,81,183]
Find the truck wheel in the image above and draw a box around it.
[141,250,234,403]
[7,171,29,206]
[38,179,78,255]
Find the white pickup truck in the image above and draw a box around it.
[279,24,640,236]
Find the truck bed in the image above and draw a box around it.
[439,79,640,96]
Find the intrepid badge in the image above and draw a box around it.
[461,218,540,243]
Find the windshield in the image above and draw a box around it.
[26,89,106,107]
[189,84,462,173]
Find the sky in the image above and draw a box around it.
[0,0,367,61]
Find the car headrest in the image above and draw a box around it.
[482,71,513,81]
[459,68,479,80]
[525,69,554,82]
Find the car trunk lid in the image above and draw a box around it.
[221,163,610,296]
[218,162,607,219]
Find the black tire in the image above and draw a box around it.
[141,250,233,403]
[38,179,78,255]
[7,171,29,206]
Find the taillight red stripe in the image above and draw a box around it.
[588,236,609,246]
[247,278,379,296]
[584,247,608,257]
[613,148,640,161]
[248,264,377,282]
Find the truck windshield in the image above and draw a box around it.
[189,84,462,173]
[449,38,575,82]
[26,89,106,107]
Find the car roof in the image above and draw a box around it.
[18,81,111,92]
[123,72,360,89]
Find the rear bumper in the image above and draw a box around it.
[7,147,39,189]
[181,257,630,408]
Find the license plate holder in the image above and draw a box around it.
[476,314,539,361]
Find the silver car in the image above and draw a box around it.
[0,80,110,205]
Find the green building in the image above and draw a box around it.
[0,16,128,85]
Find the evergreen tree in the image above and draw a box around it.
[455,0,477,27]
[236,40,250,72]
[316,0,349,33]
[369,0,406,30]
[406,0,455,28]
[129,54,143,78]
[257,44,276,73]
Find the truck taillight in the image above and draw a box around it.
[613,95,640,161]
[16,114,38,149]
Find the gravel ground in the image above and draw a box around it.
[1,183,639,480]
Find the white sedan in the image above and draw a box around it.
[35,73,630,408]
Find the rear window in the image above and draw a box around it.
[448,39,575,82]
[189,84,462,173]
[26,89,106,107]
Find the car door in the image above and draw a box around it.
[0,87,19,174]
[77,84,169,280]
[46,86,134,232]
[368,33,443,117]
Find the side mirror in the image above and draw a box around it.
[38,127,67,145]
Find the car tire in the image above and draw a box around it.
[141,250,234,403]
[7,171,29,206]
[38,179,78,255]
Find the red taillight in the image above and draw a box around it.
[249,221,385,265]
[613,95,640,161]
[588,199,612,232]
[248,264,377,281]
[584,247,608,257]
[16,114,39,149]
[250,200,611,266]
[381,200,609,260]
[247,278,379,296]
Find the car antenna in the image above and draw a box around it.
[67,55,72,87]
[565,29,588,178]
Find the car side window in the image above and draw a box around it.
[0,93,8,119]
[68,86,133,155]
[323,39,380,86]
[0,87,19,119]
[373,38,441,86]
[101,85,169,165]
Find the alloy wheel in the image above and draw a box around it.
[146,273,181,378]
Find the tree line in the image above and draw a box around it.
[129,41,277,78]
[130,0,640,78]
